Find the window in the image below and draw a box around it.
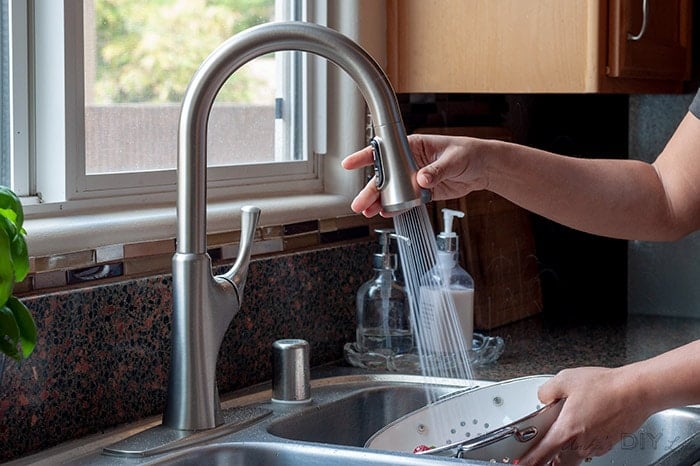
[25,0,320,202]
[3,0,376,257]
[78,0,320,196]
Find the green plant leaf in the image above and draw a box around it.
[0,212,17,238]
[0,224,13,306]
[0,187,32,363]
[10,231,29,283]
[6,297,36,359]
[0,185,24,230]
[0,186,37,362]
[0,304,21,362]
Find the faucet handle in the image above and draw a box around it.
[221,205,261,293]
[239,205,261,244]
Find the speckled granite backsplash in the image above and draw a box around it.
[0,243,373,462]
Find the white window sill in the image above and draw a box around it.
[25,194,356,258]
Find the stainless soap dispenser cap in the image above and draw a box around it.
[372,228,411,270]
[373,229,398,270]
[271,339,311,404]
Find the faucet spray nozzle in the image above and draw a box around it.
[370,133,431,213]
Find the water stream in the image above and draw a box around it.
[394,205,475,394]
[392,205,477,448]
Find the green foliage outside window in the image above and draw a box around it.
[93,0,274,104]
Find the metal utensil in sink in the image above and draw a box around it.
[365,375,562,463]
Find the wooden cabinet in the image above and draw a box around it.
[386,0,692,93]
[608,0,691,81]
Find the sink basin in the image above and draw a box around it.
[594,406,700,466]
[267,384,455,446]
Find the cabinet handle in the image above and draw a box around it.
[627,0,649,41]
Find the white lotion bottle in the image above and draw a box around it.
[419,208,475,357]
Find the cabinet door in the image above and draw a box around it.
[386,0,597,93]
[608,0,692,80]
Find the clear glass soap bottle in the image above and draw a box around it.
[355,229,413,356]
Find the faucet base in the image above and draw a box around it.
[102,405,271,458]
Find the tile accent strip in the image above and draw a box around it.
[20,215,393,296]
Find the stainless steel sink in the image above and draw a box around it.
[13,373,700,466]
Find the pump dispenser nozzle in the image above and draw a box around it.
[441,208,464,238]
[373,229,410,271]
[437,208,465,256]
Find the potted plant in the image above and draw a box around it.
[0,186,36,374]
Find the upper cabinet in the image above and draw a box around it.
[385,0,692,93]
[608,0,691,81]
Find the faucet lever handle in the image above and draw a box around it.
[221,205,261,294]
[239,205,261,243]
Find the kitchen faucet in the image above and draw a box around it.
[105,21,429,456]
[163,21,429,433]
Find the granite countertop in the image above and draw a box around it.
[471,313,700,381]
[329,313,700,382]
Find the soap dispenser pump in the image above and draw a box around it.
[419,208,475,356]
[355,228,413,357]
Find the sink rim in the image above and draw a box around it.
[142,440,472,466]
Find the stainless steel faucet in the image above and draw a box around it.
[163,21,429,433]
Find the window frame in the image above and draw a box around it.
[32,0,322,203]
[10,0,382,257]
[6,0,30,194]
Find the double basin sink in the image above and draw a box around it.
[20,372,700,465]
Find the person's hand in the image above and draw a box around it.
[518,366,654,465]
[341,134,486,217]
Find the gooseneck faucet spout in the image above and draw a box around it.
[163,21,429,432]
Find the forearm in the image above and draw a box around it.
[479,139,683,241]
[627,340,700,412]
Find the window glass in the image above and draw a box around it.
[83,0,282,175]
